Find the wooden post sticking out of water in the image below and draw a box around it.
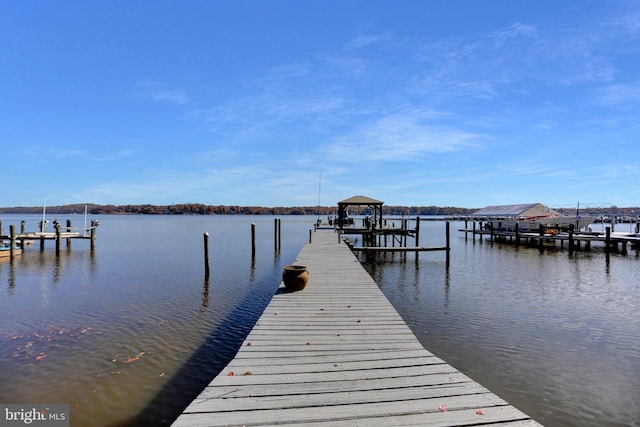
[464,219,468,241]
[568,228,574,254]
[446,221,451,266]
[605,226,611,254]
[274,218,278,251]
[274,218,281,251]
[66,219,72,248]
[251,223,256,259]
[90,220,96,251]
[204,232,210,280]
[10,225,16,259]
[309,229,312,243]
[55,223,61,256]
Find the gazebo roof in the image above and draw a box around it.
[337,195,383,205]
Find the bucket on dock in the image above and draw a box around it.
[282,265,309,292]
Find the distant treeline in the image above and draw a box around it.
[0,203,475,216]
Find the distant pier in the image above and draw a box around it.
[0,219,99,257]
[459,220,640,256]
[172,229,542,426]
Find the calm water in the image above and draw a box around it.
[1,215,639,427]
[0,214,313,426]
[360,219,640,427]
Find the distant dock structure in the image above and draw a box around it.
[321,195,450,262]
[459,203,640,256]
[0,218,99,258]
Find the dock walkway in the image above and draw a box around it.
[173,229,541,426]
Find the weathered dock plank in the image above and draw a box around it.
[172,229,542,426]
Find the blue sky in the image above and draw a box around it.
[2,1,639,209]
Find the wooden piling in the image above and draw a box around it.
[605,227,611,254]
[251,223,256,259]
[568,229,574,254]
[55,223,61,256]
[274,218,278,252]
[446,221,450,266]
[10,225,16,259]
[90,220,97,251]
[66,219,72,248]
[204,232,210,279]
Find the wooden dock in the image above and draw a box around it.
[0,219,99,256]
[459,222,640,256]
[172,229,541,426]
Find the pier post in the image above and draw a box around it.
[309,229,312,243]
[90,220,97,251]
[568,228,574,254]
[415,216,420,247]
[605,227,611,254]
[274,218,279,252]
[21,221,26,234]
[464,219,468,241]
[55,223,61,256]
[203,232,210,279]
[66,219,72,248]
[446,221,450,266]
[10,225,16,259]
[472,221,476,242]
[515,223,520,246]
[251,223,256,259]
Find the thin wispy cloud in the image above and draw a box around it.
[324,113,481,163]
[3,2,640,207]
[147,90,191,105]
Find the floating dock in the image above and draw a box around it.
[172,229,541,426]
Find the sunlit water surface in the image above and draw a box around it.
[1,216,638,427]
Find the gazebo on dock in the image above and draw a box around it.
[337,195,383,229]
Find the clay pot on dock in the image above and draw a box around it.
[282,265,309,292]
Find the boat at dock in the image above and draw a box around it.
[0,241,22,258]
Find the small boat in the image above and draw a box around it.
[0,242,22,258]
